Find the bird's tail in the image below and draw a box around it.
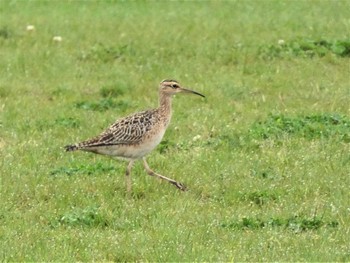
[64,144,79,152]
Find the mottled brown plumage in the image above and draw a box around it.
[65,108,164,156]
[65,79,205,192]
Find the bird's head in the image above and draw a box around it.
[159,79,205,98]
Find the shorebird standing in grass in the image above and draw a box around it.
[65,79,205,192]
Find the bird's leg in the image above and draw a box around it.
[142,157,187,191]
[125,160,134,193]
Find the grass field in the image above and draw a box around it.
[1,0,349,261]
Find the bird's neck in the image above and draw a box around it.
[158,92,172,123]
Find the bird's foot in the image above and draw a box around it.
[172,181,187,191]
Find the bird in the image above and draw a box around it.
[64,79,205,192]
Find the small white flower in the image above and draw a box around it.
[278,39,285,45]
[192,135,201,142]
[26,25,35,31]
[53,36,62,42]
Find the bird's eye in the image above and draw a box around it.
[171,84,179,89]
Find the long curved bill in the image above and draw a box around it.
[180,87,205,98]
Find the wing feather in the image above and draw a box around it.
[76,109,157,149]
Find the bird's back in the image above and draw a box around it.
[65,108,170,159]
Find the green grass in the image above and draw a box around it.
[1,0,349,261]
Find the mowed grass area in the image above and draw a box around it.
[0,1,349,261]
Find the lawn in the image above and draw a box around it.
[0,0,349,261]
